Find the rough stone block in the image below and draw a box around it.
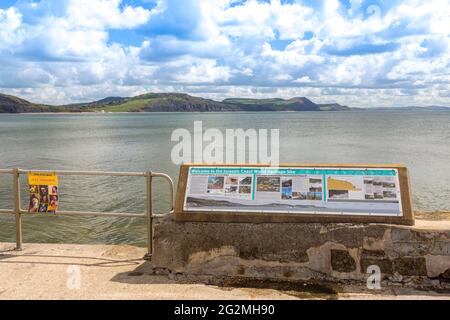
[391,242,430,256]
[430,242,450,255]
[361,249,387,259]
[393,257,427,276]
[414,231,440,241]
[440,269,450,280]
[391,229,412,242]
[360,258,393,275]
[331,250,356,273]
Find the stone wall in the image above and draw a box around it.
[146,215,450,291]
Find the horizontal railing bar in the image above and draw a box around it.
[148,172,174,180]
[0,169,14,174]
[151,172,172,179]
[4,209,168,218]
[17,169,147,177]
[19,209,145,218]
[152,212,172,218]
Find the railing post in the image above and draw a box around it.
[13,168,23,251]
[144,171,153,260]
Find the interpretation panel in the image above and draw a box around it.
[175,164,414,225]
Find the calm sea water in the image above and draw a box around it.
[0,111,449,246]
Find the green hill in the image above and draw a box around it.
[0,93,62,113]
[83,94,349,112]
[78,93,242,112]
[0,92,351,113]
[222,97,321,111]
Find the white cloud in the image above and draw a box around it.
[293,76,312,83]
[173,58,232,84]
[215,0,315,40]
[66,0,153,29]
[0,7,23,49]
[0,0,449,107]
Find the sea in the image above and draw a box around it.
[0,111,449,246]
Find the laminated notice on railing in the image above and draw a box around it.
[28,172,59,213]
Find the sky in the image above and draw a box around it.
[0,0,449,107]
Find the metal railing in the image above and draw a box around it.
[0,168,174,260]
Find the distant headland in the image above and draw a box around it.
[0,92,448,113]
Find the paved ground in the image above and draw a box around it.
[1,242,449,300]
[416,211,450,221]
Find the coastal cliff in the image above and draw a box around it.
[0,92,350,113]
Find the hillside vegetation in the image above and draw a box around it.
[0,93,62,113]
[1,92,351,113]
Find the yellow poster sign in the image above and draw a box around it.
[28,172,59,213]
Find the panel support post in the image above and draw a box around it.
[13,168,22,251]
[144,171,153,261]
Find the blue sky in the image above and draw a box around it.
[0,0,449,107]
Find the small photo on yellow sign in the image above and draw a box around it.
[28,172,59,214]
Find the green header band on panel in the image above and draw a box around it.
[190,167,397,176]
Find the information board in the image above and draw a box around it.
[175,164,414,225]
